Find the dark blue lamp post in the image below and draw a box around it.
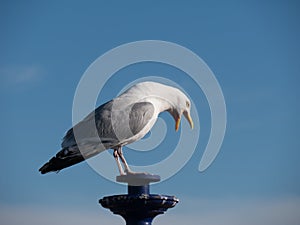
[99,174,179,225]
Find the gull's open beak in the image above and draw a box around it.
[175,117,181,131]
[175,111,194,131]
[183,111,194,129]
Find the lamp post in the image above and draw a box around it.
[99,174,179,225]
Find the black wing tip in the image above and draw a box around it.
[39,153,85,175]
[39,164,50,174]
[39,157,56,174]
[39,168,48,174]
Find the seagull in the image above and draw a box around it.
[39,81,194,175]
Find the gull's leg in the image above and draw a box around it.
[113,149,125,175]
[117,147,134,174]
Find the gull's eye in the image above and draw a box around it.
[186,101,190,108]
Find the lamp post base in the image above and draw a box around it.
[99,174,179,225]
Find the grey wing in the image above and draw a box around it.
[61,101,154,149]
[40,101,117,174]
[94,101,155,145]
[61,100,116,149]
[40,101,155,174]
[129,102,155,136]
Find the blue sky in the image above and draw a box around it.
[1,1,300,224]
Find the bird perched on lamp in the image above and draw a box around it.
[39,81,194,175]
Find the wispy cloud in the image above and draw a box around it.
[1,196,300,225]
[0,65,42,85]
[0,204,122,225]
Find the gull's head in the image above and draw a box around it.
[166,88,194,131]
[126,81,194,131]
